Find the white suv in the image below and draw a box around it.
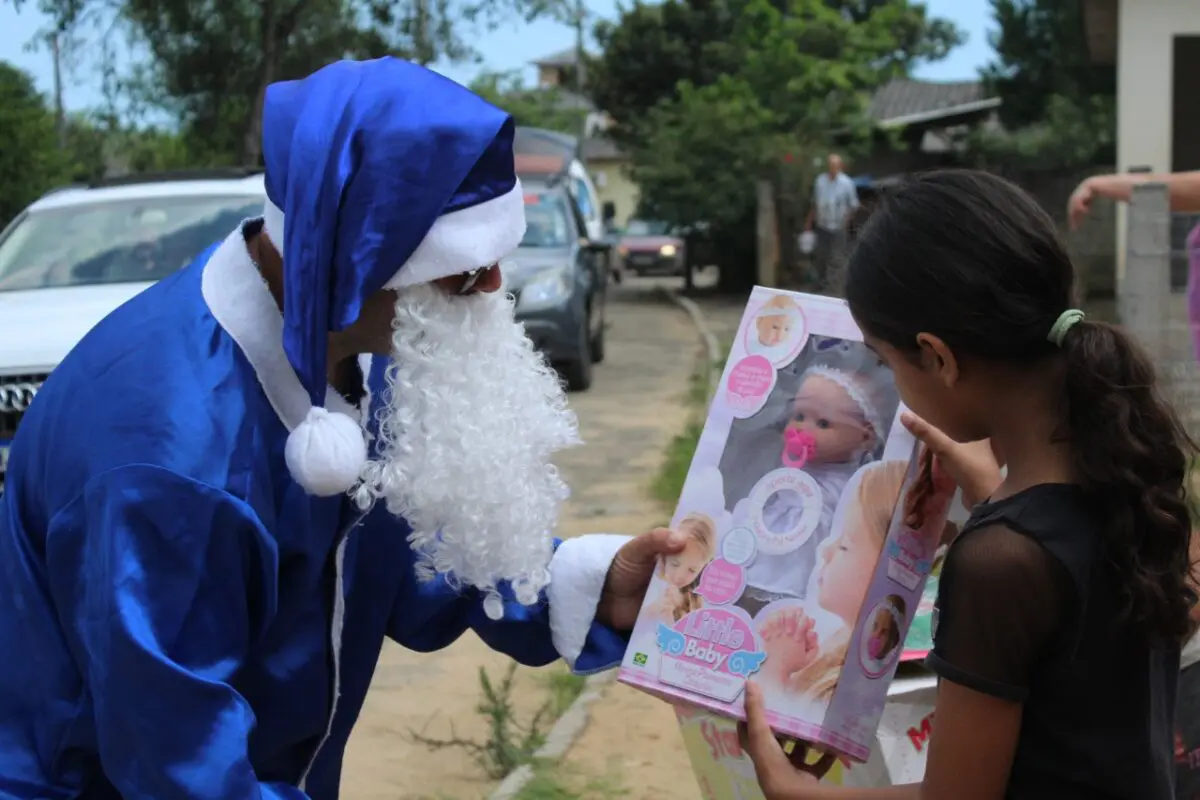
[0,170,267,489]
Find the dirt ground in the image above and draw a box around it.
[339,281,704,800]
[551,294,753,800]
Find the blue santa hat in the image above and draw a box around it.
[260,57,526,496]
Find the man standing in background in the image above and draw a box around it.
[804,153,859,289]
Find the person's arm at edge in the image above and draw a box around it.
[1071,171,1200,230]
[1089,170,1200,209]
[63,464,306,799]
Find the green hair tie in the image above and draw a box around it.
[1048,309,1085,347]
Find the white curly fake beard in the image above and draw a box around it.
[355,281,582,620]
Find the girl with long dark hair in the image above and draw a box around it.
[742,169,1197,799]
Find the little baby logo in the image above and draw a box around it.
[656,608,767,703]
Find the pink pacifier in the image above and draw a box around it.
[866,633,883,660]
[782,428,817,468]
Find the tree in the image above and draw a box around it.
[0,62,67,225]
[978,0,1114,166]
[591,0,960,147]
[589,0,740,148]
[591,0,961,291]
[10,0,574,167]
[118,0,398,166]
[469,70,588,134]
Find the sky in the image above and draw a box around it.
[0,0,996,116]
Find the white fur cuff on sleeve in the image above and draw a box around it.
[547,534,631,669]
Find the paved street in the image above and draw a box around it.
[339,277,705,799]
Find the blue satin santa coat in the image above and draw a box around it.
[0,227,627,799]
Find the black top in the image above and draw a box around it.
[927,484,1179,799]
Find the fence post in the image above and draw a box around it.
[1120,182,1172,360]
[756,179,779,288]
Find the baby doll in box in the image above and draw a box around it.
[618,288,957,760]
[737,362,894,617]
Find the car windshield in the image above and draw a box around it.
[0,195,264,292]
[625,219,671,236]
[521,194,571,248]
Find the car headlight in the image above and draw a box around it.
[517,267,572,312]
[660,244,677,257]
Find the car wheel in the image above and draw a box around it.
[590,302,607,364]
[562,312,594,392]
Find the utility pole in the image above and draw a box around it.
[50,29,67,151]
[574,0,588,147]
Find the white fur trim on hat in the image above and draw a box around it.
[285,407,369,497]
[260,180,527,289]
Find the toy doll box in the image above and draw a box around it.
[673,674,939,798]
[616,287,955,762]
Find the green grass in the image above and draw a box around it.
[540,667,587,718]
[650,419,705,510]
[513,761,629,800]
[649,337,731,512]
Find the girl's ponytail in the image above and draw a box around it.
[1059,316,1197,643]
[840,169,1196,643]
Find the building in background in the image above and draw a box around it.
[530,49,637,228]
[1083,0,1200,279]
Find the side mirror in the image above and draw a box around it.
[602,201,616,223]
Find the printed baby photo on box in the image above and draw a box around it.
[618,287,957,761]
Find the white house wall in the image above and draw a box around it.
[1115,0,1200,280]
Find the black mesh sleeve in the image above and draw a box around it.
[926,524,1074,701]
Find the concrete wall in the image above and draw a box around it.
[1114,0,1200,279]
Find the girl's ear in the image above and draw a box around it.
[915,332,959,388]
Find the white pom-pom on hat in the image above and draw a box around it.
[285,406,369,497]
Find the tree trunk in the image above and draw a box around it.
[713,216,758,295]
[50,30,66,152]
[242,1,282,168]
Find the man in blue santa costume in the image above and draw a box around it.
[0,58,686,799]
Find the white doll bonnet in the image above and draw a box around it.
[801,364,887,444]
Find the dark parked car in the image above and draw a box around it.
[508,182,610,391]
[616,219,684,277]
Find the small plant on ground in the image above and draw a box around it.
[408,663,552,780]
[540,665,586,717]
[514,761,629,800]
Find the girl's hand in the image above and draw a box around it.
[740,682,835,799]
[761,609,820,680]
[901,411,1002,510]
